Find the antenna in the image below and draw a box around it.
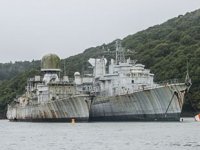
[64,59,66,76]
[185,59,192,88]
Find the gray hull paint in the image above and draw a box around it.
[90,84,187,121]
[7,95,91,122]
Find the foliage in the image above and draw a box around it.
[0,69,40,118]
[0,60,40,81]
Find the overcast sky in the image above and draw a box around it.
[0,0,199,63]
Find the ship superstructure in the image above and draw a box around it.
[7,54,91,122]
[84,40,190,121]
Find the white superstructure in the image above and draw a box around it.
[76,40,156,97]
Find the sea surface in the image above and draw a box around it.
[0,118,199,150]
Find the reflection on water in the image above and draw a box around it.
[0,118,199,150]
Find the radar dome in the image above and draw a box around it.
[41,53,61,72]
[74,72,80,76]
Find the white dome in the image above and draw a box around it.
[74,72,80,76]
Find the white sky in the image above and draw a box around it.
[0,0,199,62]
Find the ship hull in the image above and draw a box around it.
[7,95,91,122]
[89,83,187,121]
[89,113,181,121]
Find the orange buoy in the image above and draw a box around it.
[195,114,200,121]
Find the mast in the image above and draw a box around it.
[115,40,125,64]
[185,60,192,87]
[64,59,66,76]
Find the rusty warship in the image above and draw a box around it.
[7,54,91,122]
[77,41,191,121]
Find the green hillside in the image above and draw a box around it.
[1,9,200,118]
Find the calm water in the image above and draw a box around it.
[0,118,199,150]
